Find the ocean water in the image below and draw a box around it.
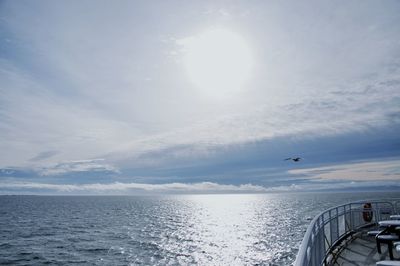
[1,191,400,265]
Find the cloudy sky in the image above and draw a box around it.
[1,0,400,194]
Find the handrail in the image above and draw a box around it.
[395,200,400,214]
[294,199,400,266]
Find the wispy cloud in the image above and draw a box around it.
[0,159,119,179]
[266,180,400,192]
[38,159,120,176]
[29,151,59,162]
[289,159,400,181]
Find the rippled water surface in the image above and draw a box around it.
[1,191,400,265]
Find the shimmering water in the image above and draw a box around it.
[1,191,399,265]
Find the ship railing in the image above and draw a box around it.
[395,200,400,214]
[294,199,399,266]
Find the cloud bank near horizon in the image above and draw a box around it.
[1,179,399,195]
[0,181,267,194]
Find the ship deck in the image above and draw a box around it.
[332,227,400,266]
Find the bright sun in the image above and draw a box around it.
[182,28,253,99]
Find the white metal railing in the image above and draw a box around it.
[294,199,400,266]
[395,200,400,214]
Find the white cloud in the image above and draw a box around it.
[289,159,400,181]
[1,179,399,195]
[0,181,267,194]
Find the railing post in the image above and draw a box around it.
[349,204,353,231]
[336,208,339,240]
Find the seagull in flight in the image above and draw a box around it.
[285,157,302,162]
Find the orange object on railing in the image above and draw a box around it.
[363,202,373,222]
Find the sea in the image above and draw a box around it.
[1,191,400,265]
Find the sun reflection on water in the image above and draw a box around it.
[160,194,279,265]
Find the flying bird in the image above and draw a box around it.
[285,157,302,162]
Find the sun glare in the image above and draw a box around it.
[182,28,253,99]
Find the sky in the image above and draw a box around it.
[0,0,400,194]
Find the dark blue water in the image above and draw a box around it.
[1,192,399,265]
